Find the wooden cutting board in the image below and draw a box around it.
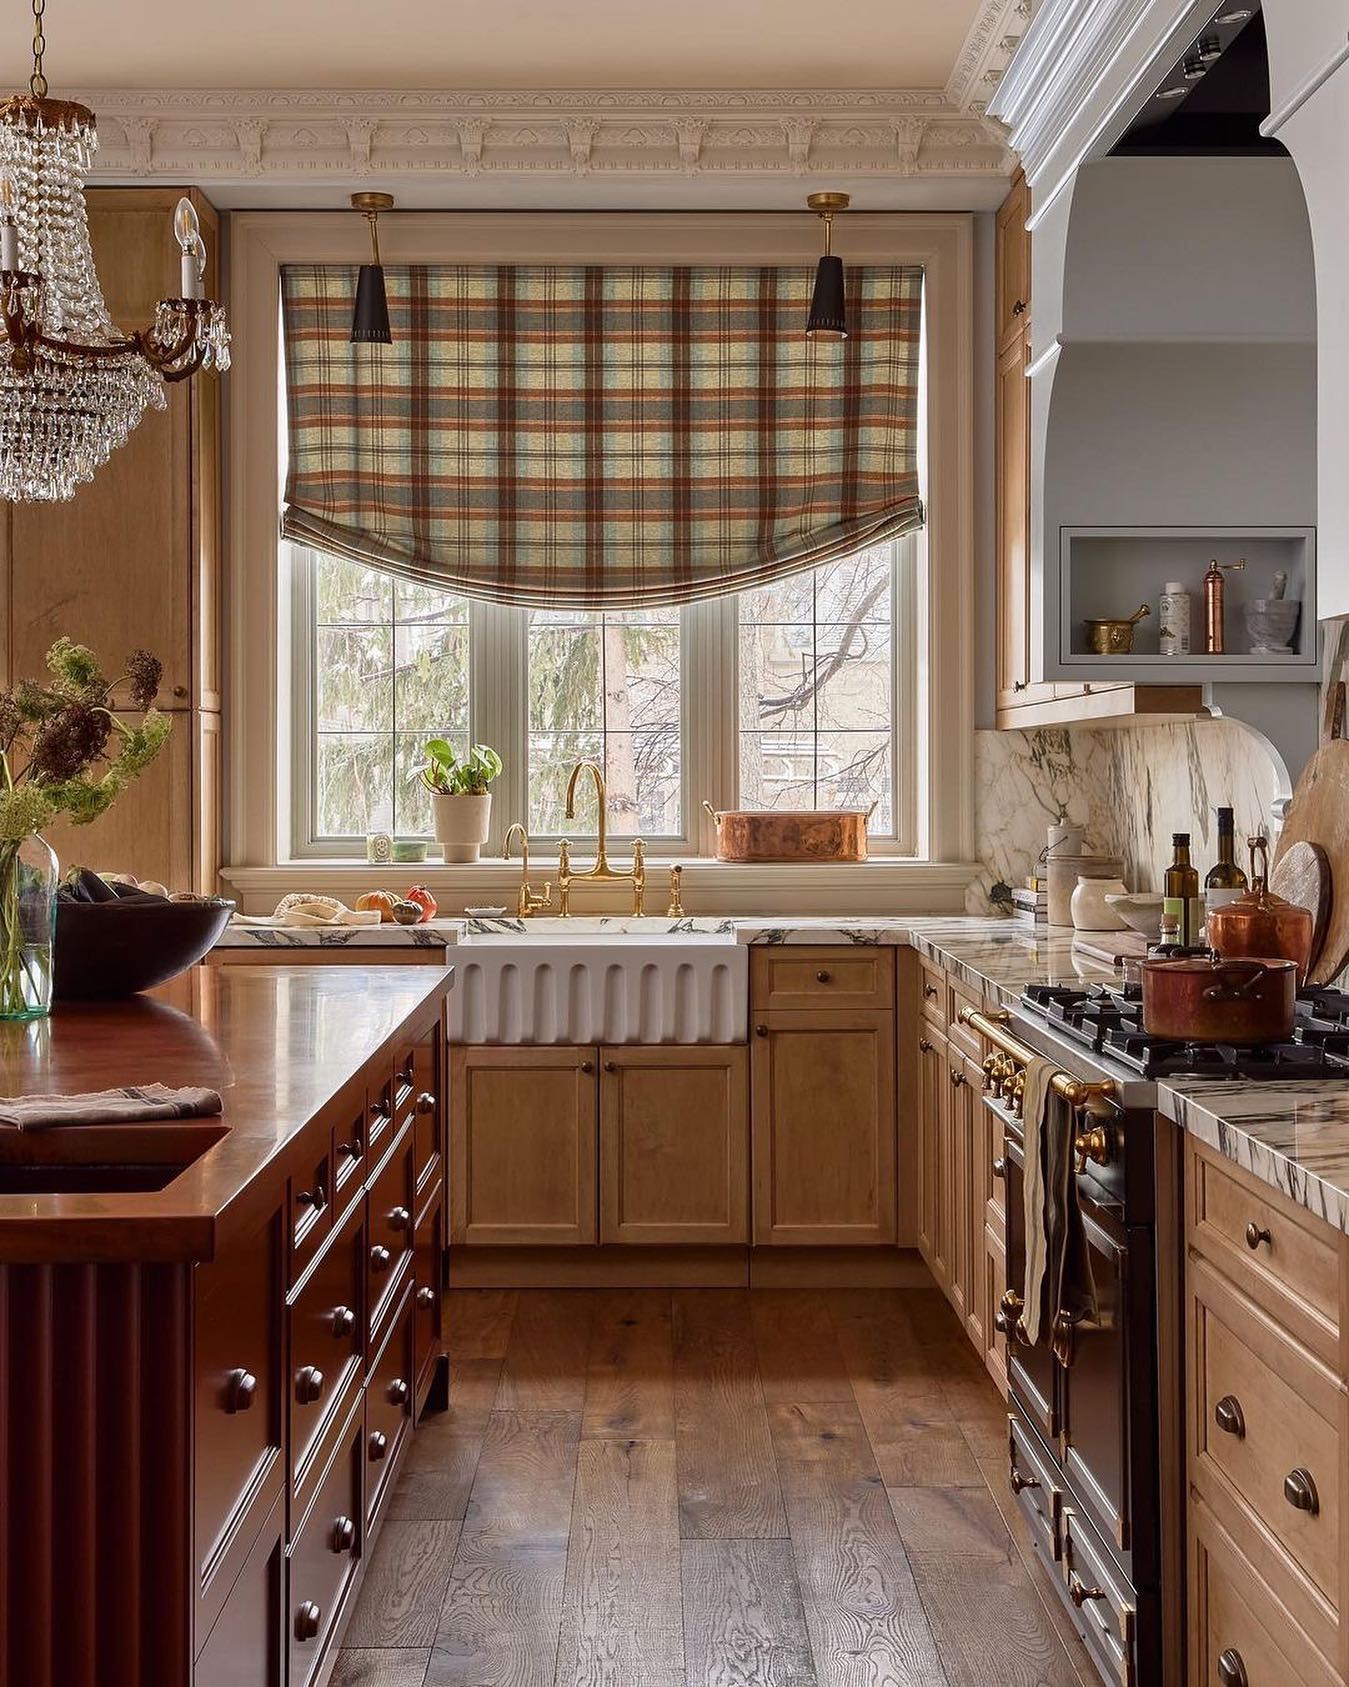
[1272,741,1349,983]
[1269,840,1332,974]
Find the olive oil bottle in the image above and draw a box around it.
[1163,832,1202,948]
[1204,806,1248,921]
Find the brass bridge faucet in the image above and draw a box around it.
[557,759,646,916]
[502,822,552,918]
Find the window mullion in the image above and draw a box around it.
[471,598,525,856]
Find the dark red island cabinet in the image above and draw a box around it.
[0,968,451,1687]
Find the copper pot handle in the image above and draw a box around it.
[1200,960,1271,1003]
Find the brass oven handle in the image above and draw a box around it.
[1214,1395,1246,1439]
[958,1007,1119,1108]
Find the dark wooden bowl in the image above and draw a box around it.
[53,898,235,1000]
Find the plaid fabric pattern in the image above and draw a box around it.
[281,263,924,609]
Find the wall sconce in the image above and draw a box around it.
[805,191,850,341]
[350,191,394,345]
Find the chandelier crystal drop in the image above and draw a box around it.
[0,1,230,502]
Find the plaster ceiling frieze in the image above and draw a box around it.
[945,0,1032,111]
[81,87,1014,184]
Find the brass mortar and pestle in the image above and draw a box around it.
[1083,603,1150,655]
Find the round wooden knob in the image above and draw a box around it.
[1245,1221,1272,1250]
[330,1515,356,1554]
[387,1377,410,1406]
[331,1305,356,1338]
[368,1430,388,1462]
[416,1285,437,1311]
[388,1205,411,1232]
[295,1365,325,1406]
[416,1091,436,1114]
[370,1244,392,1273]
[225,1368,257,1413]
[294,1602,322,1643]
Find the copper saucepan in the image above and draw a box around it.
[1140,954,1297,1044]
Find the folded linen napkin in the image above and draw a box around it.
[0,1084,223,1131]
[231,909,382,928]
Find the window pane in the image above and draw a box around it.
[317,734,393,836]
[317,556,391,624]
[394,624,470,733]
[317,627,392,731]
[737,547,895,827]
[527,610,682,837]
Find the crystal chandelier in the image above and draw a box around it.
[0,0,230,501]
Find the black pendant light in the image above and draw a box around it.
[805,191,850,341]
[350,191,394,345]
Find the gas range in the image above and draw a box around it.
[1021,982,1349,1082]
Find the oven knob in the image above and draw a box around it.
[994,1289,1024,1340]
[1073,1124,1112,1171]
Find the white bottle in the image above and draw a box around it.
[1159,582,1191,656]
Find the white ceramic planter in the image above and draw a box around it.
[431,792,492,863]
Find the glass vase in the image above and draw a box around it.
[0,833,57,1020]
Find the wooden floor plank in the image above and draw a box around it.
[673,1291,789,1539]
[428,1544,567,1687]
[344,1520,462,1649]
[457,1411,581,1555]
[769,1401,949,1687]
[446,1288,518,1360]
[825,1292,983,1489]
[388,1405,492,1522]
[751,1289,854,1406]
[581,1288,675,1440]
[681,1539,818,1687]
[495,1291,595,1414]
[330,1649,431,1687]
[554,1437,685,1687]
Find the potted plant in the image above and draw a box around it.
[415,741,503,863]
[0,639,170,1019]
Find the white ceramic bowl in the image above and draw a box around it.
[1104,892,1164,941]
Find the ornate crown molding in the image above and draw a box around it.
[945,0,1033,114]
[68,86,1014,184]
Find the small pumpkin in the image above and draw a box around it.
[355,890,399,923]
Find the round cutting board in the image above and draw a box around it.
[1272,741,1349,984]
[1269,840,1331,976]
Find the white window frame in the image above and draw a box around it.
[288,539,919,859]
[226,211,977,910]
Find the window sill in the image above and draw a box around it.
[221,857,980,918]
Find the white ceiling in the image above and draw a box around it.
[0,0,986,91]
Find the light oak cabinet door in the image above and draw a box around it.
[915,1023,949,1287]
[995,170,1030,351]
[751,1010,896,1246]
[994,328,1052,713]
[450,1047,598,1245]
[958,1049,991,1354]
[599,1046,749,1244]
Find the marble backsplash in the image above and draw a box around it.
[969,718,1281,914]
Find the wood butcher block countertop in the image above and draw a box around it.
[0,964,453,1264]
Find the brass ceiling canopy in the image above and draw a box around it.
[805,191,851,341]
[350,191,396,345]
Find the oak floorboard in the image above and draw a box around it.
[751,1289,854,1406]
[825,1291,983,1489]
[329,1649,431,1687]
[768,1402,949,1687]
[448,1357,506,1416]
[495,1291,595,1414]
[388,1405,492,1522]
[428,1544,567,1687]
[553,1437,685,1687]
[447,1288,519,1360]
[673,1290,789,1539]
[344,1520,462,1649]
[581,1288,675,1440]
[681,1539,818,1687]
[457,1411,581,1555]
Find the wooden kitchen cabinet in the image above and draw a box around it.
[995,327,1053,715]
[916,1021,949,1288]
[450,1046,598,1245]
[599,1045,749,1244]
[996,170,1030,353]
[751,1008,896,1245]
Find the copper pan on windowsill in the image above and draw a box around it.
[701,802,871,863]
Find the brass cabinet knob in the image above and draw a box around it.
[815,970,831,983]
[329,1515,356,1555]
[1012,298,1027,316]
[225,1368,257,1413]
[1245,1220,1272,1250]
[295,1365,325,1406]
[1213,1395,1245,1439]
[755,1024,768,1037]
[416,1285,437,1311]
[603,1060,617,1072]
[416,1091,436,1114]
[923,983,939,999]
[1284,1467,1319,1515]
[1012,678,1028,692]
[388,1205,411,1232]
[992,1157,1007,1180]
[918,1037,932,1053]
[387,1377,410,1407]
[580,1059,595,1073]
[331,1305,356,1338]
[1009,1464,1038,1494]
[370,1244,392,1273]
[994,1288,1024,1339]
[1217,1649,1249,1687]
[949,1068,966,1088]
[1073,1125,1111,1171]
[1067,1571,1104,1609]
[368,1430,388,1462]
[293,1602,322,1643]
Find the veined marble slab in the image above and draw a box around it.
[1159,1079,1349,1236]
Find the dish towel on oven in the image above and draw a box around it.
[1021,1060,1098,1349]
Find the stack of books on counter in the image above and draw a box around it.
[1011,878,1047,929]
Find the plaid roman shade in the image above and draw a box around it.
[281,263,924,609]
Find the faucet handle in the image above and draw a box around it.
[667,863,685,919]
[530,882,553,914]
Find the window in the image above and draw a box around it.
[290,537,913,857]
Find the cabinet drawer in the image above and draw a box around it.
[752,946,894,1011]
[947,977,982,1060]
[1190,1495,1339,1687]
[1190,1256,1341,1630]
[194,1205,283,1633]
[1061,1506,1133,1687]
[365,1282,415,1524]
[287,1138,333,1285]
[289,1196,365,1488]
[919,960,947,1026]
[287,1397,364,1687]
[409,1034,442,1205]
[1188,1139,1340,1366]
[194,1494,284,1686]
[367,1120,415,1344]
[412,1192,444,1413]
[330,1081,367,1222]
[1009,1413,1062,1564]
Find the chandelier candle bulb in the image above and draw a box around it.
[173,198,205,302]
